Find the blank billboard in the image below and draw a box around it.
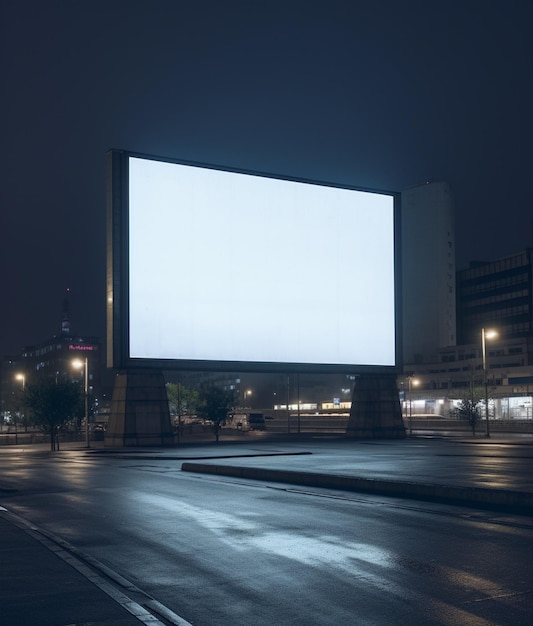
[107,151,400,372]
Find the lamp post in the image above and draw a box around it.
[15,373,25,391]
[72,358,89,448]
[481,328,498,438]
[287,374,291,434]
[15,373,25,441]
[408,376,419,436]
[296,373,301,434]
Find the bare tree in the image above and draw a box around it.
[452,378,485,436]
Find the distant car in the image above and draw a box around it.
[247,413,266,431]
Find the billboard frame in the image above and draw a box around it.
[107,149,402,374]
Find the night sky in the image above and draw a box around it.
[1,0,532,359]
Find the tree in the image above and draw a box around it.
[24,379,83,450]
[452,383,485,435]
[166,382,199,442]
[196,384,235,443]
[455,398,482,435]
[166,382,198,417]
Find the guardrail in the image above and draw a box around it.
[0,431,87,445]
[407,419,533,433]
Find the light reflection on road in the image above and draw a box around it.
[133,491,523,625]
[138,493,408,598]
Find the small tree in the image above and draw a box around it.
[455,397,482,435]
[24,379,83,450]
[452,381,485,435]
[166,382,198,417]
[166,382,199,442]
[196,384,235,443]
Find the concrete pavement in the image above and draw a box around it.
[0,507,174,625]
[1,432,532,624]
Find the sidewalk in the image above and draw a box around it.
[0,508,167,625]
[1,432,532,625]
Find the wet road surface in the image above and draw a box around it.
[1,437,532,625]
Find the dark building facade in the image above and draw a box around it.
[457,250,533,345]
[0,334,102,423]
[402,249,533,420]
[0,294,103,424]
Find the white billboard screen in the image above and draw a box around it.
[122,154,397,370]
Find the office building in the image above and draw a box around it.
[457,250,533,345]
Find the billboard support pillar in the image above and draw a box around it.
[105,370,174,447]
[346,373,405,438]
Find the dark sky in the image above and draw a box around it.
[1,0,532,358]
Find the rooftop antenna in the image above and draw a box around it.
[61,288,71,334]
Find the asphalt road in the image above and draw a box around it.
[1,438,532,625]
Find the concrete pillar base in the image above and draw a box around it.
[105,370,174,447]
[346,373,405,438]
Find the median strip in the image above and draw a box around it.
[181,462,533,515]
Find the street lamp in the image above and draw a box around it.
[15,373,25,391]
[296,373,301,434]
[14,373,26,440]
[408,376,419,436]
[72,358,89,448]
[481,328,498,437]
[286,374,291,434]
[244,389,252,407]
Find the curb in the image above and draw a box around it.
[0,508,192,626]
[181,462,533,515]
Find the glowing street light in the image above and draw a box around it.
[72,357,89,448]
[244,389,252,406]
[15,373,25,390]
[14,373,26,438]
[408,376,419,436]
[481,328,498,437]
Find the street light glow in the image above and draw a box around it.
[71,357,90,448]
[407,376,419,437]
[481,327,499,438]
